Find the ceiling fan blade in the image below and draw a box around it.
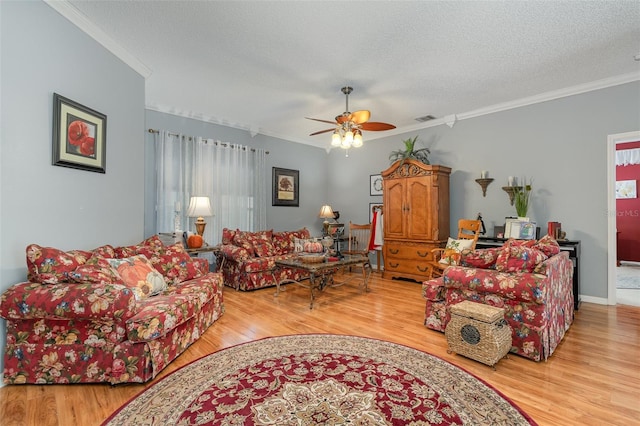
[349,110,371,124]
[360,122,396,131]
[305,117,338,125]
[335,113,350,124]
[309,128,337,136]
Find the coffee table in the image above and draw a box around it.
[275,255,371,309]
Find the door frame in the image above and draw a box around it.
[607,130,640,304]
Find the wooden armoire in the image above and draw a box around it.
[381,160,451,281]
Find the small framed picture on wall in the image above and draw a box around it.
[370,174,383,196]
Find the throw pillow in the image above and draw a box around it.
[26,244,84,284]
[249,236,276,257]
[460,247,500,269]
[272,231,295,255]
[233,234,256,257]
[533,235,561,257]
[294,237,313,253]
[107,255,167,300]
[438,237,475,265]
[495,242,548,273]
[221,228,237,245]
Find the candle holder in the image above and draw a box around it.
[502,186,522,206]
[475,178,494,197]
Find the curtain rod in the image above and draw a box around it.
[148,128,269,154]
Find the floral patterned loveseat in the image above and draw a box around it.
[422,236,574,361]
[0,235,224,385]
[218,228,312,291]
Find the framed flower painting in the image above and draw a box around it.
[52,93,107,173]
[272,167,299,206]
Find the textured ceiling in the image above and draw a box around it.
[62,0,640,149]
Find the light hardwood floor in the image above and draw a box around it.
[1,271,639,426]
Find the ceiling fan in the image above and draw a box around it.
[306,86,396,149]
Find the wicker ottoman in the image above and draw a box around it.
[445,300,512,368]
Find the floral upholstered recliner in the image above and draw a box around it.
[422,236,574,361]
[0,235,224,384]
[218,228,313,291]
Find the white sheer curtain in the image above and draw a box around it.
[154,131,267,246]
[616,148,640,166]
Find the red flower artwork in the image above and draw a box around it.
[67,120,95,157]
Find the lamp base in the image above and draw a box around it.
[194,217,207,236]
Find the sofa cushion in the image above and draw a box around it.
[242,256,277,273]
[495,241,548,273]
[107,255,167,300]
[0,281,137,321]
[26,244,86,284]
[125,273,221,342]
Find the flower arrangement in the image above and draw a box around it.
[514,177,533,217]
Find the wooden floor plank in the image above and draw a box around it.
[0,272,638,426]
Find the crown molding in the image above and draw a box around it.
[44,0,152,78]
[144,104,327,150]
[456,72,640,121]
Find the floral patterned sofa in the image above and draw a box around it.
[218,228,312,291]
[422,236,574,361]
[0,235,224,384]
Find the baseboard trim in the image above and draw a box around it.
[580,295,610,306]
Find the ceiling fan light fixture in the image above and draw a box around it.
[341,131,353,149]
[331,130,342,147]
[353,130,363,147]
[306,86,395,150]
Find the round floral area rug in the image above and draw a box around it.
[103,334,536,425]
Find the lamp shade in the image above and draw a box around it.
[318,204,334,219]
[187,196,213,218]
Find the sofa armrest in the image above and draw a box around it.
[191,257,209,274]
[219,244,251,262]
[0,281,137,322]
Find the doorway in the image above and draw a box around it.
[607,131,640,306]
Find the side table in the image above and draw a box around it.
[185,245,224,271]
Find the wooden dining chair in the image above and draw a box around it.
[343,221,373,279]
[428,219,482,279]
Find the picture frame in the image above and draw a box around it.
[272,167,299,206]
[616,180,637,199]
[52,93,107,173]
[369,203,383,223]
[370,174,383,196]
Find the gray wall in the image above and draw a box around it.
[0,1,145,375]
[328,81,640,301]
[144,110,329,238]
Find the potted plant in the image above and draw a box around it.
[514,177,533,218]
[389,136,430,165]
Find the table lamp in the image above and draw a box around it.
[187,196,213,236]
[319,204,335,236]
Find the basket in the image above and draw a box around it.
[445,301,512,368]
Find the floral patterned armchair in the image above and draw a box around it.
[0,235,224,384]
[422,236,574,361]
